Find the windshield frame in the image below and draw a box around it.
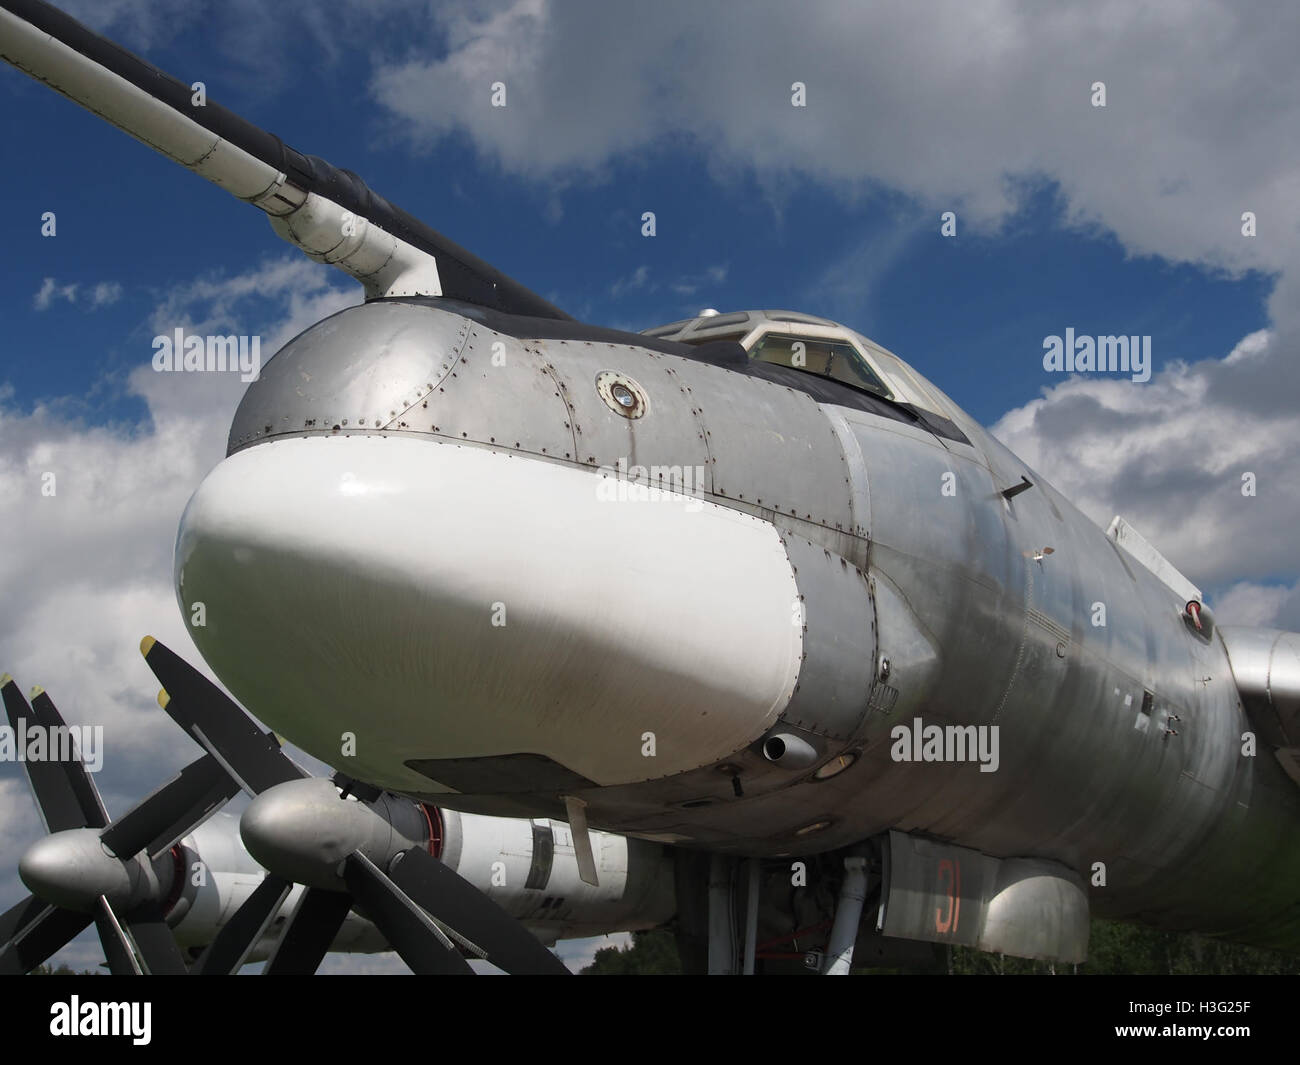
[738,322,912,403]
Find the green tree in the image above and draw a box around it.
[30,963,102,975]
[581,930,682,974]
[580,920,1300,974]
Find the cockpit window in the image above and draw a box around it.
[749,333,893,399]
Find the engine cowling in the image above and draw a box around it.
[1219,626,1300,749]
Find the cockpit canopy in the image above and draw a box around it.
[641,309,953,419]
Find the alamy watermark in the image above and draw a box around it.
[890,716,999,773]
[596,457,708,513]
[1042,328,1150,383]
[152,328,261,382]
[50,997,150,1045]
[0,719,104,772]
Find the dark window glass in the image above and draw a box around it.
[749,333,892,399]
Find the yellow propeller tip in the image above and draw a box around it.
[140,635,156,656]
[157,689,170,709]
[0,673,12,687]
[29,685,44,698]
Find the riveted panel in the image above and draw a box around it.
[882,831,999,949]
[415,325,578,460]
[668,361,854,532]
[779,533,876,740]
[539,339,714,492]
[228,301,471,451]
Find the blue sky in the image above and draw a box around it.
[1,0,1298,974]
[0,8,1280,429]
[1,66,1277,428]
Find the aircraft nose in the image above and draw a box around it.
[174,434,803,794]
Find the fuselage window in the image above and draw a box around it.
[749,333,893,399]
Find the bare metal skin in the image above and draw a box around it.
[4,0,1297,970]
[195,298,1300,954]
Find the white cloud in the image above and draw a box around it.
[607,263,729,304]
[1211,580,1298,628]
[0,255,356,968]
[147,257,356,352]
[368,0,1299,288]
[33,278,77,311]
[990,326,1300,594]
[90,282,123,308]
[33,278,124,312]
[57,0,203,50]
[608,264,650,299]
[671,264,729,297]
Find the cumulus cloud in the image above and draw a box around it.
[147,257,358,356]
[1,257,355,772]
[1212,580,1300,630]
[991,326,1300,609]
[0,255,356,966]
[369,1,1298,279]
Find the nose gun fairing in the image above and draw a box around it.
[176,433,809,793]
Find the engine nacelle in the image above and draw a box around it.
[1220,626,1300,748]
[165,804,677,962]
[436,809,676,944]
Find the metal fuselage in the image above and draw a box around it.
[171,298,1300,953]
[3,0,1292,962]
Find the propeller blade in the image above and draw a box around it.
[1,675,101,832]
[342,852,473,975]
[387,846,569,975]
[140,636,304,795]
[0,894,51,947]
[94,896,143,975]
[0,899,92,975]
[124,905,188,974]
[193,874,292,975]
[29,687,110,828]
[262,888,352,975]
[100,752,239,860]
